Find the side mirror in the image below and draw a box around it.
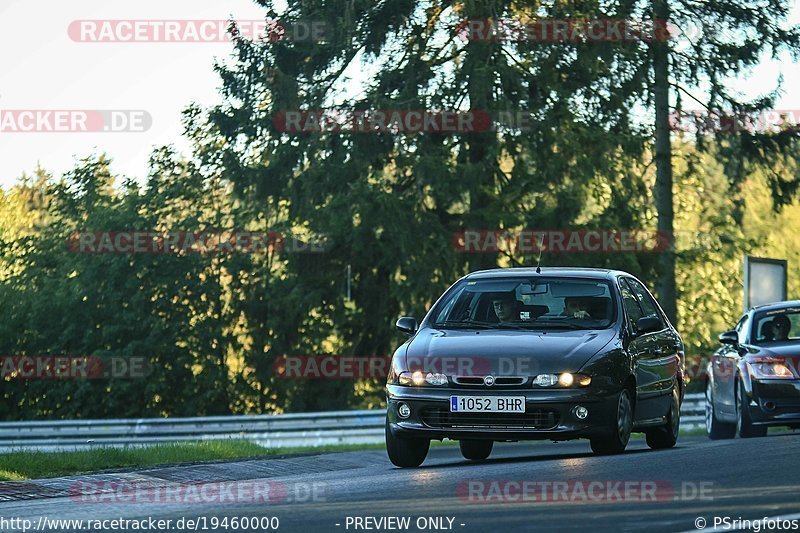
[396,317,418,335]
[636,316,663,335]
[719,330,739,346]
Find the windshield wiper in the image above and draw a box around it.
[492,323,537,330]
[434,320,495,329]
[527,320,588,330]
[433,320,497,329]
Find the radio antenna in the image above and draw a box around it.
[535,233,545,274]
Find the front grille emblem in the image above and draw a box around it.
[483,375,495,386]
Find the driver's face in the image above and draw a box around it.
[493,300,516,321]
[774,320,790,340]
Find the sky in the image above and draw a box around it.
[1,0,800,188]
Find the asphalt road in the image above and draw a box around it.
[2,432,800,533]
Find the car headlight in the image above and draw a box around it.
[398,371,448,386]
[747,360,797,379]
[533,373,591,387]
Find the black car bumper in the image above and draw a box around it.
[386,384,621,441]
[745,379,800,426]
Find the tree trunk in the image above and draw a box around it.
[652,0,678,325]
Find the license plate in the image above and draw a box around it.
[449,396,525,413]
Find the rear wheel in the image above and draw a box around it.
[459,439,493,461]
[646,387,680,449]
[385,418,430,467]
[736,381,767,438]
[705,380,735,440]
[590,388,633,455]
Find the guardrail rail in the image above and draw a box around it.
[0,393,705,452]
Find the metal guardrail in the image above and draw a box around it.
[0,394,705,452]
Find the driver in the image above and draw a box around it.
[491,293,520,322]
[564,297,592,319]
[773,314,791,341]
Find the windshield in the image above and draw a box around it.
[431,277,615,330]
[752,308,800,345]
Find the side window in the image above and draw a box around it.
[737,314,750,345]
[627,278,664,329]
[620,279,644,332]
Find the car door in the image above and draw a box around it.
[713,315,748,419]
[619,278,657,420]
[623,278,676,419]
[627,279,680,384]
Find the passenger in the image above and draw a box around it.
[564,297,592,319]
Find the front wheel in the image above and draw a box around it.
[646,387,680,449]
[385,418,430,467]
[459,439,493,461]
[736,381,767,438]
[590,388,633,455]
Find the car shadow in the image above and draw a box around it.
[421,446,655,469]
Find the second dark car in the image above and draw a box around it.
[385,267,685,467]
[705,301,800,439]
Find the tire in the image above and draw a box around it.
[705,380,735,440]
[646,387,680,449]
[385,418,430,467]
[736,380,767,438]
[590,388,633,455]
[459,439,493,461]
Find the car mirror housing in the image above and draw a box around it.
[719,329,739,346]
[396,316,418,335]
[635,316,662,335]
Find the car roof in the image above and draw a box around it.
[464,267,628,281]
[750,300,800,314]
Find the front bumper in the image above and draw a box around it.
[386,384,620,441]
[746,379,800,426]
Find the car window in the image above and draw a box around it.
[620,279,644,332]
[737,314,750,345]
[752,308,800,344]
[626,278,664,329]
[431,277,615,329]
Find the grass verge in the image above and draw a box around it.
[1,429,718,482]
[0,440,391,482]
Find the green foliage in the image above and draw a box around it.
[2,0,800,415]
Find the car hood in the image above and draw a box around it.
[402,328,616,377]
[744,343,800,360]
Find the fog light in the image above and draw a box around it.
[573,406,589,420]
[397,402,411,419]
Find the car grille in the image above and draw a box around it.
[451,376,528,388]
[420,407,560,430]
